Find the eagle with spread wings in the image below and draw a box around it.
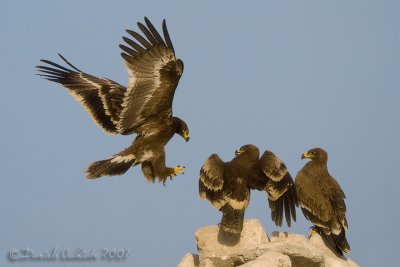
[37,17,189,184]
[199,144,298,235]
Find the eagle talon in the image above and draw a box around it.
[173,165,185,175]
[164,165,185,183]
[308,227,317,238]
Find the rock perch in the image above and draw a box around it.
[178,219,359,267]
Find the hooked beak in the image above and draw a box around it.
[301,151,311,159]
[235,148,243,156]
[183,131,190,142]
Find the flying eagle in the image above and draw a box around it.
[36,17,189,184]
[295,148,350,255]
[199,144,298,235]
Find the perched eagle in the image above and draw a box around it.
[295,148,350,255]
[199,144,298,235]
[37,17,189,184]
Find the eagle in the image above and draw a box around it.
[36,17,189,184]
[295,148,350,255]
[199,144,298,235]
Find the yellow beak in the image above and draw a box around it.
[183,131,190,142]
[235,148,243,156]
[301,151,312,159]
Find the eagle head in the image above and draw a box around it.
[301,148,328,163]
[176,59,184,77]
[173,117,189,142]
[235,144,259,160]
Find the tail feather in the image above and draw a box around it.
[314,226,350,255]
[332,229,351,254]
[219,205,245,235]
[85,158,134,179]
[141,162,155,183]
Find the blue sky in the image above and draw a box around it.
[1,1,399,266]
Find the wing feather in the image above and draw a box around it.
[297,172,347,232]
[144,17,166,45]
[199,154,227,210]
[138,22,158,46]
[122,36,146,53]
[324,176,348,230]
[117,18,183,134]
[126,29,153,49]
[119,44,139,57]
[295,169,334,223]
[259,151,289,182]
[199,154,225,191]
[37,55,126,134]
[162,19,175,54]
[254,150,298,227]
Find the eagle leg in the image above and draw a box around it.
[161,166,185,185]
[308,226,318,238]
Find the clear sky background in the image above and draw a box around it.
[1,1,399,266]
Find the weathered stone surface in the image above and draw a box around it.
[240,252,291,267]
[183,219,359,267]
[199,258,230,267]
[267,231,324,267]
[178,253,199,267]
[259,237,323,267]
[310,232,360,267]
[196,219,268,266]
[270,231,309,243]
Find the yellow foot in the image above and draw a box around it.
[308,227,317,239]
[162,166,185,186]
[171,165,185,176]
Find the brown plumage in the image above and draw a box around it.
[37,17,189,184]
[199,144,298,235]
[295,148,350,255]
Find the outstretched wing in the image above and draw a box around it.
[199,154,226,210]
[36,54,126,134]
[118,17,184,134]
[251,150,298,227]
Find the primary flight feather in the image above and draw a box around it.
[37,17,189,184]
[199,144,298,235]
